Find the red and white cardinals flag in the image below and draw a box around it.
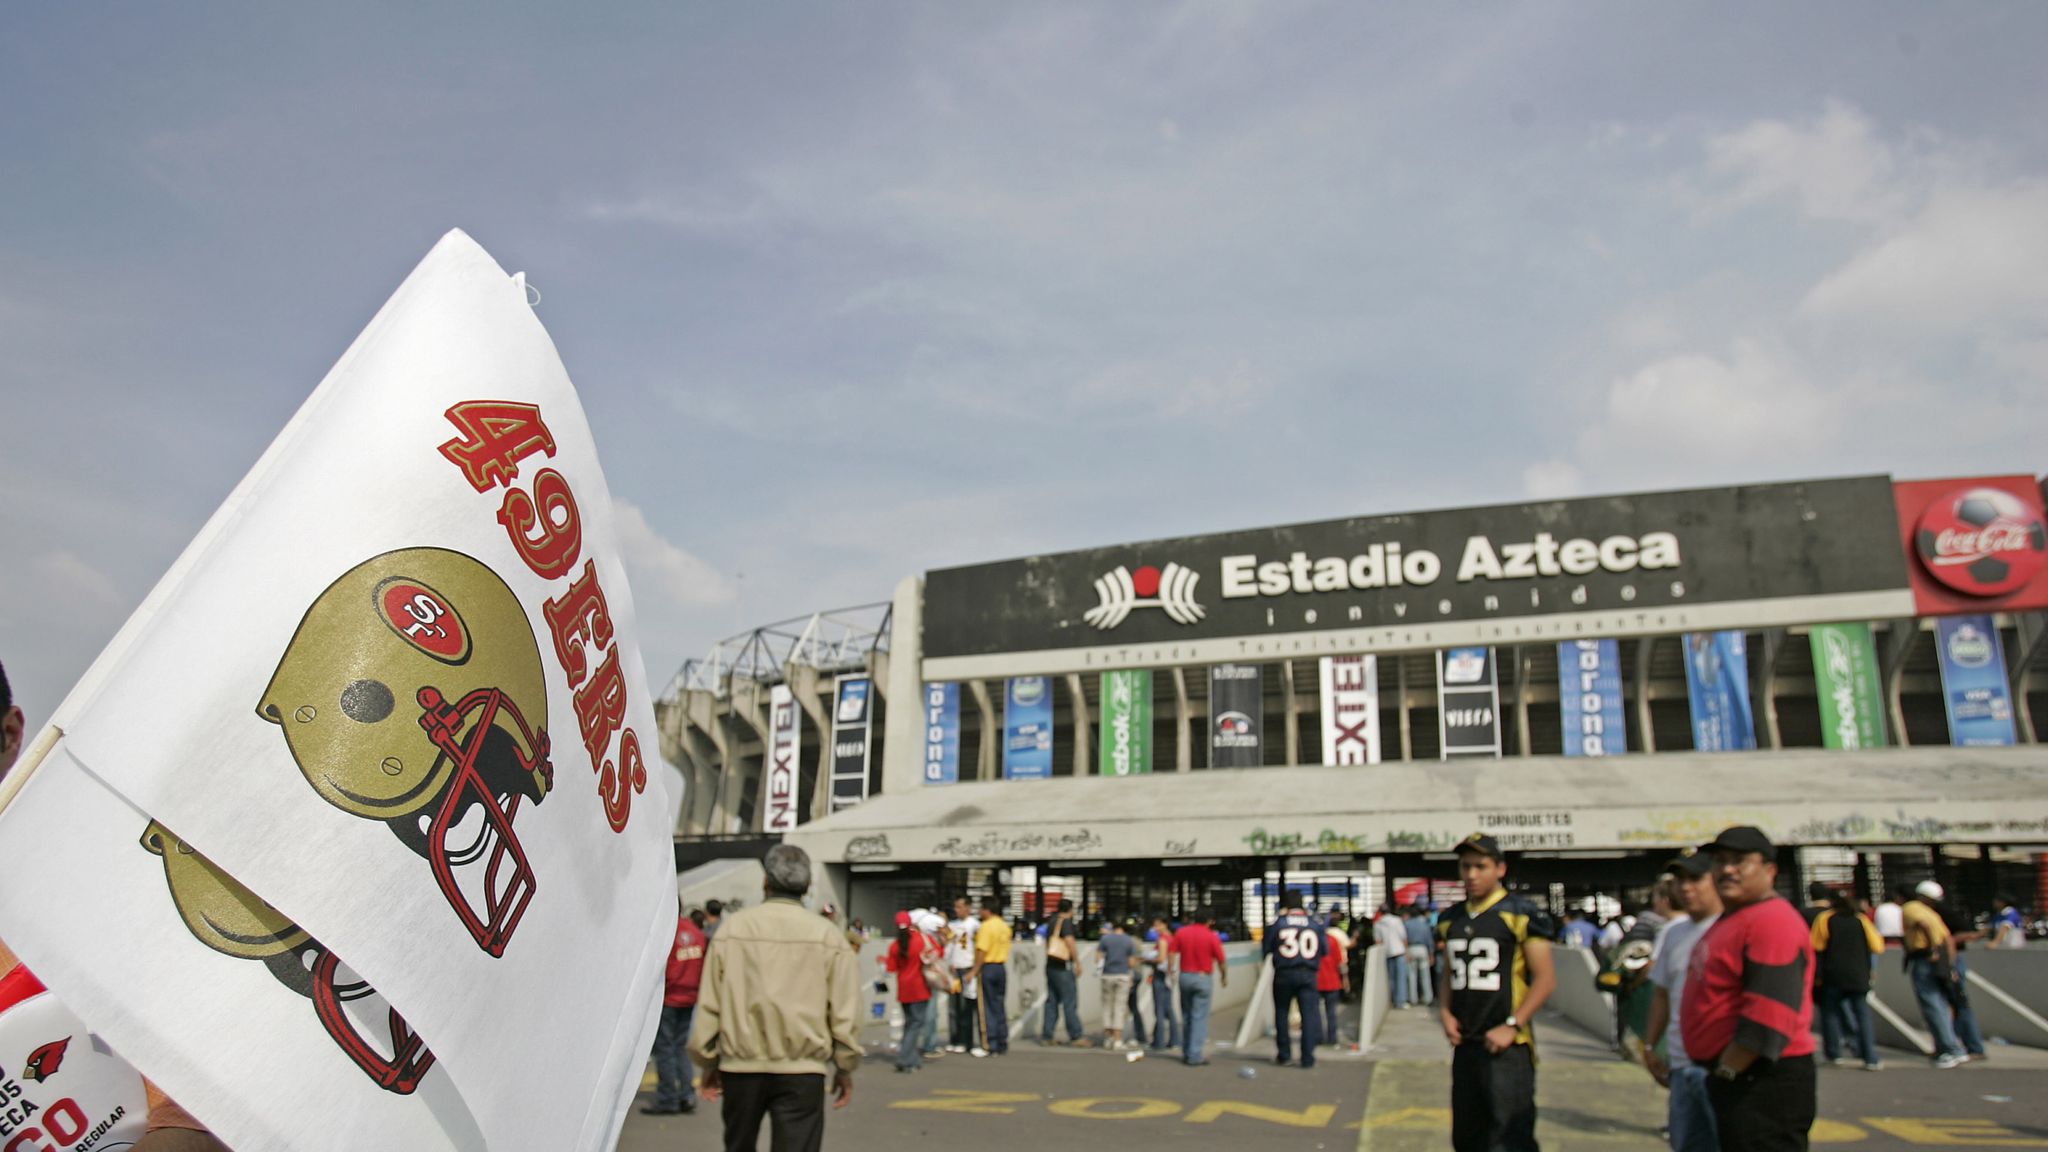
[0,231,679,1150]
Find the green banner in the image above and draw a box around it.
[1811,622,1886,750]
[1098,669,1153,775]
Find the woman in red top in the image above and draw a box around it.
[884,912,934,1072]
[1317,924,1351,1047]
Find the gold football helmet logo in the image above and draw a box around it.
[259,547,552,955]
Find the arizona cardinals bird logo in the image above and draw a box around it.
[22,1036,70,1082]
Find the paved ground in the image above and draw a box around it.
[619,1003,2048,1151]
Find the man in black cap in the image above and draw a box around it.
[1436,833,1556,1152]
[1679,826,1815,1151]
[1642,849,1722,1152]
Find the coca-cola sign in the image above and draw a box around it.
[1895,476,2048,616]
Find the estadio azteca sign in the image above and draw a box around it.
[922,476,1915,679]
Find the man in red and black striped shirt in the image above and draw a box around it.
[1681,826,1816,1151]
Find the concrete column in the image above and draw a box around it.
[1282,659,1301,766]
[673,715,720,835]
[690,692,736,833]
[1512,646,1532,758]
[1880,619,1918,748]
[1172,667,1191,772]
[968,679,998,781]
[1633,637,1657,754]
[1396,655,1412,761]
[788,663,834,823]
[2013,613,2046,745]
[879,575,925,798]
[1758,628,1786,751]
[730,679,773,833]
[1065,672,1091,777]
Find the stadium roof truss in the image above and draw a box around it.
[664,601,892,701]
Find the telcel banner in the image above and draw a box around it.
[923,682,961,784]
[1098,669,1153,776]
[1683,631,1756,752]
[1935,615,2017,746]
[1557,639,1625,757]
[830,676,874,811]
[1004,676,1055,779]
[1209,664,1266,768]
[1810,623,1886,750]
[1438,647,1501,758]
[765,684,801,833]
[1318,655,1381,765]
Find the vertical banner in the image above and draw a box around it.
[922,682,961,784]
[1810,623,1887,750]
[1208,663,1266,768]
[1098,669,1154,776]
[1003,675,1055,779]
[829,675,874,810]
[1683,631,1757,751]
[764,683,801,832]
[1935,615,2017,746]
[1318,655,1381,765]
[1438,647,1501,758]
[1557,639,1626,757]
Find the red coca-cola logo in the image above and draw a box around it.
[1914,487,2048,597]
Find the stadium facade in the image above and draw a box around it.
[655,473,2048,933]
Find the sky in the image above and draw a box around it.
[3,3,2046,723]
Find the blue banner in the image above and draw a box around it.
[1004,675,1056,779]
[922,681,960,784]
[1557,639,1626,757]
[1935,615,2017,747]
[1683,631,1756,752]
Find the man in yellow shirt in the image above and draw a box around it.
[1900,893,1968,1069]
[966,896,1013,1055]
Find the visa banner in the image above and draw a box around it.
[1004,676,1055,779]
[1934,615,2017,746]
[1683,631,1756,751]
[1098,669,1153,776]
[1810,623,1887,750]
[1318,655,1381,765]
[1557,639,1625,757]
[1438,647,1501,758]
[923,682,961,784]
[1209,664,1266,768]
[830,675,874,810]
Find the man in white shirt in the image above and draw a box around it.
[1874,889,1905,950]
[1374,908,1411,1009]
[1642,851,1723,1152]
[945,897,983,1054]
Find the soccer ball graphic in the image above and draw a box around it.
[1915,486,2048,597]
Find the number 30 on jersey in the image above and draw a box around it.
[1276,926,1320,959]
[1445,937,1501,990]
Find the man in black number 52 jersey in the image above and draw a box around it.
[1437,832,1558,1152]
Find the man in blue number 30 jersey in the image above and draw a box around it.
[1265,890,1327,1068]
[1438,833,1557,1152]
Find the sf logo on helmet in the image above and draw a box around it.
[259,547,554,957]
[141,822,438,1094]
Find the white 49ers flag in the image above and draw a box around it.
[0,231,678,1151]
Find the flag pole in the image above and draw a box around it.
[0,725,63,818]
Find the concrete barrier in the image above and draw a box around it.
[1546,946,1615,1044]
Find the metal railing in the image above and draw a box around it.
[662,601,892,701]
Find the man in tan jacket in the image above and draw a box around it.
[690,843,861,1152]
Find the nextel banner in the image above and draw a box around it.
[922,476,1914,680]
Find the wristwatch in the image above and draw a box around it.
[1503,1015,1518,1029]
[1713,1064,1740,1081]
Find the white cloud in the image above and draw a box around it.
[611,500,733,609]
[1697,100,1913,224]
[1520,460,1584,500]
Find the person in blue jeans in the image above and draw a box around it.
[1146,918,1180,1051]
[1905,884,1970,1068]
[1923,882,1988,1059]
[1172,906,1228,1065]
[967,895,1013,1055]
[1811,892,1884,1069]
[1644,851,1721,1152]
[1265,892,1325,1068]
[1374,908,1409,1009]
[1039,901,1088,1045]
